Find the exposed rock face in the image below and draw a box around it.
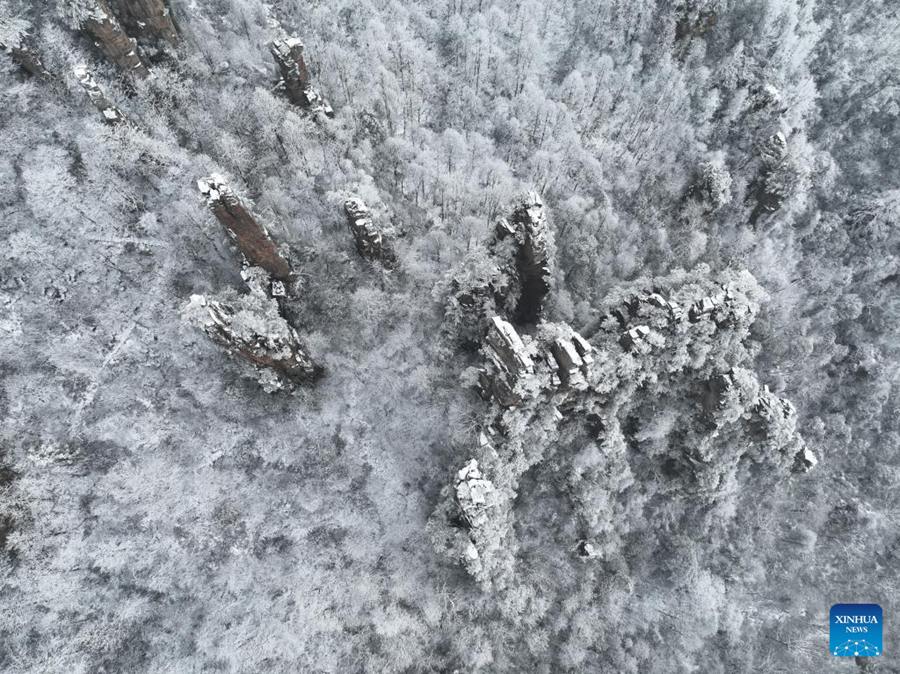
[74,65,125,124]
[444,255,513,346]
[576,539,599,558]
[477,316,536,406]
[753,385,805,454]
[455,459,498,529]
[427,451,512,585]
[477,316,595,408]
[343,197,396,267]
[184,281,322,392]
[432,267,816,587]
[551,328,593,384]
[646,292,684,320]
[688,294,720,322]
[269,36,333,116]
[793,445,818,473]
[197,175,292,282]
[7,43,50,78]
[107,0,177,44]
[450,459,504,578]
[498,191,553,324]
[445,190,555,342]
[80,0,149,78]
[620,324,652,351]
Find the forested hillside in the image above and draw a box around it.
[1,0,898,671]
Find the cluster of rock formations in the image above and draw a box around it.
[40,0,173,78]
[269,36,333,117]
[186,178,321,391]
[432,202,817,586]
[5,8,337,143]
[476,316,593,407]
[343,197,396,267]
[11,0,176,80]
[67,0,149,77]
[186,188,399,390]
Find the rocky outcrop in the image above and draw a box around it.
[444,191,555,342]
[269,36,333,116]
[79,0,149,78]
[444,257,513,346]
[428,452,512,585]
[576,539,599,558]
[197,175,292,282]
[74,65,126,125]
[477,317,536,406]
[793,445,818,473]
[107,0,177,44]
[184,279,322,392]
[477,317,597,408]
[497,191,553,324]
[688,294,720,322]
[189,177,313,390]
[455,459,499,529]
[550,328,594,385]
[603,291,684,328]
[620,324,653,351]
[433,267,816,587]
[343,197,396,267]
[646,292,684,319]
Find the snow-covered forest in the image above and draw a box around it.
[1,0,898,671]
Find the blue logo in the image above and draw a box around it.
[830,604,882,657]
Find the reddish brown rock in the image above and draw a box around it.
[269,36,333,116]
[82,0,148,78]
[185,290,323,391]
[107,0,178,44]
[343,197,396,267]
[197,176,292,282]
